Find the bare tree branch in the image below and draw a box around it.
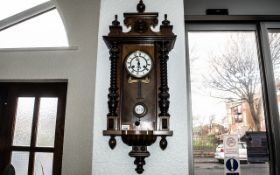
[205,33,265,131]
[269,32,280,78]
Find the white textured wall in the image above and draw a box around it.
[92,0,188,175]
[185,0,280,15]
[0,0,100,174]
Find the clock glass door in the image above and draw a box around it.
[121,44,157,131]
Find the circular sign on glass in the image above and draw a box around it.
[226,137,237,147]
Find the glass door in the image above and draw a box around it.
[187,24,274,175]
[267,27,280,116]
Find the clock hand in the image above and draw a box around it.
[137,58,141,71]
[143,65,149,71]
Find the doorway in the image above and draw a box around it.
[0,82,67,175]
[186,23,280,175]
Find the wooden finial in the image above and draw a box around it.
[137,0,145,13]
[112,15,120,26]
[162,14,170,26]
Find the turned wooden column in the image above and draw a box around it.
[158,41,170,117]
[107,41,119,117]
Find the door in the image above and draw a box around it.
[0,82,67,175]
[186,23,279,175]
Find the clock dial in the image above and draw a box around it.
[133,102,147,118]
[135,104,145,115]
[125,50,153,78]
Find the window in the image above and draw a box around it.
[0,1,69,48]
[268,28,280,116]
[0,82,67,175]
[0,0,50,20]
[186,22,280,175]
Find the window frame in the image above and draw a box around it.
[0,82,67,175]
[0,1,55,32]
[185,19,280,175]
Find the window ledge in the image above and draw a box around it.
[0,46,79,52]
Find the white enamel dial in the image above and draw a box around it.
[125,50,153,78]
[133,102,147,118]
[134,104,145,115]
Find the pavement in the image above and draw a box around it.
[194,158,270,175]
[194,157,219,163]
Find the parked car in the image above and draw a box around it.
[214,142,247,163]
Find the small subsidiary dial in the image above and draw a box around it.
[133,102,147,118]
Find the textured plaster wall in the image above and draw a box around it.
[185,0,280,15]
[92,0,189,175]
[0,0,100,174]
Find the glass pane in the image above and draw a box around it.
[11,151,30,175]
[0,0,50,20]
[34,153,53,175]
[0,10,69,48]
[36,98,58,147]
[268,30,280,115]
[13,97,35,146]
[188,31,270,175]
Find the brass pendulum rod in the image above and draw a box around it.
[137,80,143,99]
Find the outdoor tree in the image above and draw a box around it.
[189,32,280,131]
[206,33,268,131]
[208,114,215,133]
[206,33,280,131]
[269,32,280,78]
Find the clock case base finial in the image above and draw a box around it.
[129,146,150,174]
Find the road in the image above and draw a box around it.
[194,158,270,175]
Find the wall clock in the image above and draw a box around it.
[103,0,176,174]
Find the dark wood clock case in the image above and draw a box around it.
[103,1,176,174]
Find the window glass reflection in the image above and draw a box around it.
[13,97,35,146]
[188,31,270,175]
[11,151,30,175]
[36,98,58,147]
